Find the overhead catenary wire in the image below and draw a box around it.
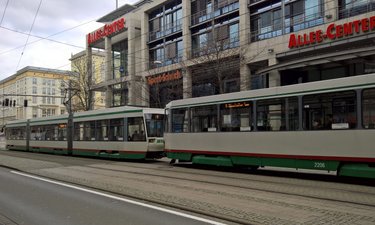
[0,0,10,26]
[15,0,44,71]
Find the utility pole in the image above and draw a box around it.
[66,80,74,155]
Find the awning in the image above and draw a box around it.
[257,34,375,74]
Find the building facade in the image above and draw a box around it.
[87,0,375,108]
[70,50,106,110]
[0,66,71,127]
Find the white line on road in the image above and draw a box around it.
[11,170,227,225]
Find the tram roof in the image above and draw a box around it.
[166,73,375,109]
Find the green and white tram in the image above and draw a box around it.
[6,106,165,159]
[165,74,375,178]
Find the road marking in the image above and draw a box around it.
[11,171,227,225]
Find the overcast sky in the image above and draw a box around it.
[0,0,138,80]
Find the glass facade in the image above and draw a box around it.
[112,41,128,79]
[250,0,324,41]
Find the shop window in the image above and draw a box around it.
[171,108,189,132]
[303,91,357,130]
[362,89,375,129]
[128,117,146,142]
[220,101,252,132]
[191,105,218,132]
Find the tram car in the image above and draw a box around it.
[5,106,165,159]
[165,74,375,178]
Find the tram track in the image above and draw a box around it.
[84,162,375,208]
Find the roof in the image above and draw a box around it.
[0,66,72,85]
[96,0,152,23]
[70,49,106,61]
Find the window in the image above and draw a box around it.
[33,86,37,94]
[145,114,164,137]
[191,105,218,132]
[32,96,37,103]
[220,101,252,132]
[339,0,374,18]
[42,88,46,95]
[257,98,285,131]
[109,119,124,141]
[32,78,37,85]
[96,120,108,141]
[362,89,375,129]
[171,109,189,132]
[58,124,67,141]
[128,117,146,141]
[303,91,356,130]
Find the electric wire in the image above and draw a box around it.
[15,0,44,71]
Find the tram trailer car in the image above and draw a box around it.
[165,74,375,179]
[6,106,165,160]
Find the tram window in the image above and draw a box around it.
[128,117,146,141]
[288,97,299,131]
[362,89,375,129]
[96,120,109,141]
[31,126,39,140]
[303,91,356,130]
[191,105,218,132]
[220,101,252,132]
[8,128,25,140]
[82,121,95,141]
[171,109,189,133]
[73,123,84,141]
[58,124,67,141]
[145,114,164,137]
[45,125,57,141]
[257,98,286,131]
[109,119,124,141]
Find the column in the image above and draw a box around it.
[183,68,192,99]
[182,0,192,61]
[268,57,280,87]
[182,1,192,98]
[239,0,250,46]
[104,37,113,108]
[240,63,251,91]
[128,19,136,106]
[324,0,338,23]
[141,12,150,107]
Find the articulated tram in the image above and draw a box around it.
[165,74,375,179]
[5,106,165,159]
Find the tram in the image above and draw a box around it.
[5,106,165,159]
[165,74,375,178]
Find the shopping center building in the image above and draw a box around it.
[87,0,375,108]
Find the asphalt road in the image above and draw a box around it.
[0,167,224,225]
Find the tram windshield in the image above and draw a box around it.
[145,114,164,137]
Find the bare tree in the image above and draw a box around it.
[66,56,102,112]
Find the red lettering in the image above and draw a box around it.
[298,35,304,47]
[303,33,310,45]
[288,34,297,48]
[343,22,353,36]
[371,16,375,30]
[326,24,336,39]
[309,32,316,44]
[336,25,343,38]
[353,20,361,33]
[361,18,369,32]
[316,30,323,42]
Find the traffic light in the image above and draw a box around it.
[4,98,9,106]
[24,99,28,107]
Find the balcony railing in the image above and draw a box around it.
[191,0,239,26]
[192,36,239,58]
[339,1,375,19]
[149,19,183,42]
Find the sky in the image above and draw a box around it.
[0,0,138,80]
